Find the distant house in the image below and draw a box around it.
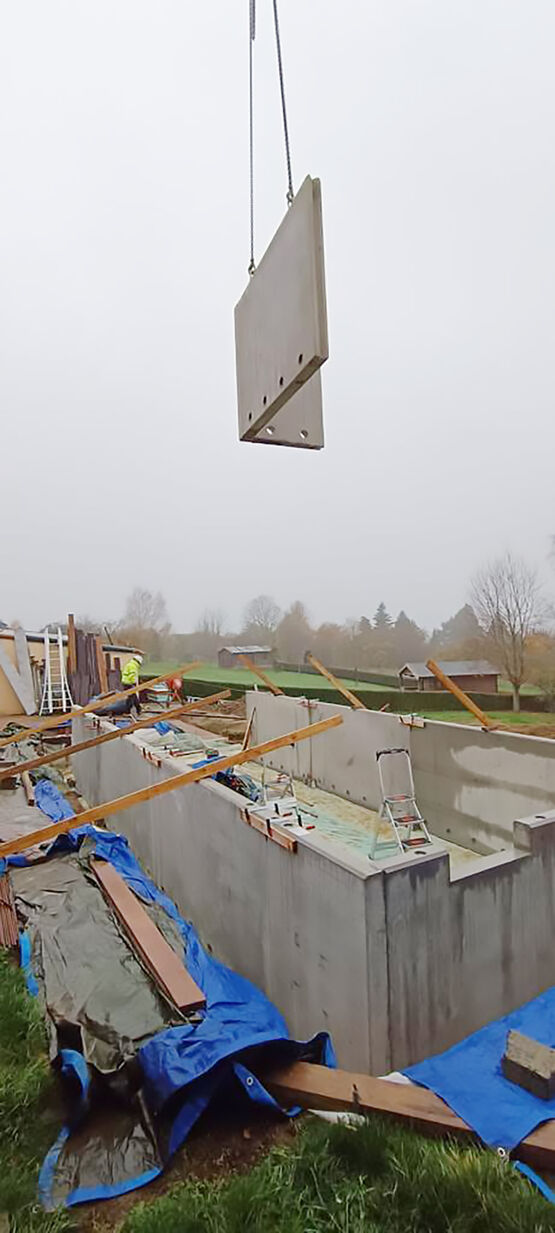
[218,645,273,670]
[399,661,499,693]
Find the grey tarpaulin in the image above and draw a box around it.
[9,827,334,1208]
[13,844,185,1203]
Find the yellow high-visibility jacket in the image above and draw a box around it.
[122,657,140,686]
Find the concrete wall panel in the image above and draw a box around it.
[248,694,555,853]
[235,175,328,442]
[411,721,555,853]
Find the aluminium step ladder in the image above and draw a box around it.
[40,626,73,715]
[369,747,432,859]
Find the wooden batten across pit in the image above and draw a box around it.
[0,714,343,858]
[425,659,495,730]
[306,654,366,710]
[238,655,284,696]
[0,691,232,784]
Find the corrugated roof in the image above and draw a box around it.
[0,630,142,654]
[400,660,498,679]
[220,646,273,655]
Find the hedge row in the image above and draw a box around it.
[177,675,546,713]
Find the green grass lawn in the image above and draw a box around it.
[122,1113,553,1233]
[2,945,553,1230]
[498,680,541,696]
[143,661,395,694]
[421,710,551,729]
[0,955,70,1233]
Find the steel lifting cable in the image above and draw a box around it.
[271,0,294,207]
[248,0,256,275]
[247,0,295,275]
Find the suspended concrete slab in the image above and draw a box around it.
[235,175,328,446]
[248,369,324,449]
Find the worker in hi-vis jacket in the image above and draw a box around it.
[121,652,143,714]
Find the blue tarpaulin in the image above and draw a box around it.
[34,778,74,822]
[4,824,335,1208]
[405,988,555,1199]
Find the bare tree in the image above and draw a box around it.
[117,587,171,656]
[242,595,281,643]
[122,587,169,632]
[471,554,541,711]
[189,609,226,661]
[198,609,225,638]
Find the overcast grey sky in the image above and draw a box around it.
[1,0,554,634]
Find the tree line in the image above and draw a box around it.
[64,550,555,712]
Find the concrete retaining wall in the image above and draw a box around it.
[247,692,555,853]
[72,717,388,1073]
[74,712,555,1074]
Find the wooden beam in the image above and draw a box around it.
[0,692,232,783]
[91,858,206,1012]
[95,636,109,694]
[306,654,366,710]
[263,1061,555,1172]
[238,655,284,696]
[242,707,256,751]
[0,662,203,750]
[241,806,297,851]
[425,659,495,730]
[0,713,343,858]
[67,614,77,675]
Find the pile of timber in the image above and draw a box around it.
[69,626,119,705]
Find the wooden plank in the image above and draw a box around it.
[0,662,203,750]
[0,642,36,716]
[238,655,284,696]
[91,858,206,1012]
[0,691,232,783]
[241,807,297,852]
[262,1061,555,1171]
[0,714,343,858]
[14,629,36,712]
[306,654,366,710]
[0,873,18,949]
[242,707,256,751]
[425,660,495,730]
[95,636,109,694]
[67,614,77,675]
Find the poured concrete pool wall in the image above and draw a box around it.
[247,692,555,854]
[73,710,555,1074]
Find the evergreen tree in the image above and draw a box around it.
[373,602,393,629]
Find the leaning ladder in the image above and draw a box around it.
[40,626,73,715]
[370,747,432,858]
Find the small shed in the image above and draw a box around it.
[218,645,273,670]
[399,660,499,693]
